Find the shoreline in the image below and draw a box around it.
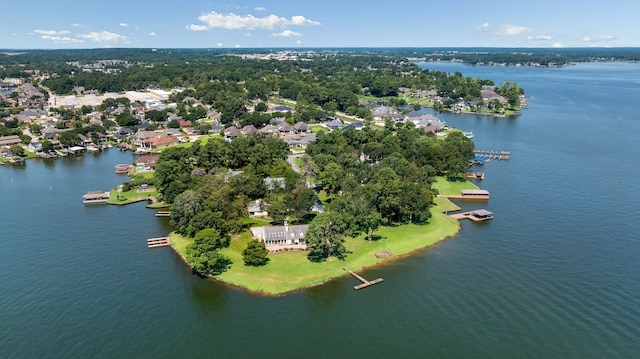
[169,199,463,296]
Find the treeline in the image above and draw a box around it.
[3,49,527,124]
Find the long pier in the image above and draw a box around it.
[147,236,170,248]
[347,269,384,290]
[474,150,511,160]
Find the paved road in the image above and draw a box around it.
[287,154,303,174]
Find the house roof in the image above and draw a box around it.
[294,122,308,131]
[142,135,178,147]
[250,224,309,241]
[0,135,22,146]
[327,119,343,128]
[224,126,241,137]
[136,155,159,165]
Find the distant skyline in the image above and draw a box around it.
[2,0,639,49]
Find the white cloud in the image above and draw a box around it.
[186,24,208,31]
[600,35,616,41]
[72,23,85,28]
[235,44,241,48]
[296,40,302,45]
[496,23,532,36]
[34,29,70,36]
[78,31,128,43]
[41,35,83,44]
[528,35,553,41]
[552,42,563,48]
[291,15,320,26]
[217,42,223,47]
[254,7,267,11]
[477,22,490,32]
[272,30,302,37]
[119,23,129,27]
[187,24,209,31]
[188,11,321,31]
[149,32,156,36]
[581,36,593,42]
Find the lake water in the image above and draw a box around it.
[2,62,640,358]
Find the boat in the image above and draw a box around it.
[466,171,485,180]
[463,131,474,139]
[83,191,110,204]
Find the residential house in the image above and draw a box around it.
[264,177,286,190]
[326,119,344,130]
[133,130,158,146]
[0,135,22,146]
[276,122,295,135]
[293,122,309,133]
[141,135,178,149]
[27,141,42,153]
[0,147,11,158]
[224,126,241,139]
[250,222,309,248]
[241,125,258,135]
[247,199,268,217]
[343,122,364,131]
[135,155,160,172]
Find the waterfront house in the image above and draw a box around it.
[135,155,159,172]
[141,135,178,150]
[250,222,309,251]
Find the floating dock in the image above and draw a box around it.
[446,189,490,201]
[474,150,511,160]
[147,236,170,248]
[155,211,171,217]
[347,270,383,290]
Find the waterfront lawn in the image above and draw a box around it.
[107,185,158,205]
[171,200,460,295]
[432,176,478,195]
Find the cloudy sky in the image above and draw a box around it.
[2,0,638,49]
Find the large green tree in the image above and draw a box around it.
[306,212,348,262]
[242,240,269,266]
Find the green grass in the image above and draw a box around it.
[432,176,478,196]
[309,124,326,133]
[107,185,159,205]
[170,200,460,295]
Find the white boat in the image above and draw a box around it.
[464,131,474,139]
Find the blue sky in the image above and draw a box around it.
[2,0,638,49]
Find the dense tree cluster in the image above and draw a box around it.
[301,126,474,261]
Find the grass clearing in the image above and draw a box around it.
[170,200,460,295]
[432,176,478,195]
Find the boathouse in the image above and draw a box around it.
[461,189,490,199]
[471,209,494,220]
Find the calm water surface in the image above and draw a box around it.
[1,62,639,358]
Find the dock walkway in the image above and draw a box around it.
[346,269,383,290]
[474,150,511,160]
[147,236,170,248]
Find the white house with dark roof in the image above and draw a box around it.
[250,221,309,249]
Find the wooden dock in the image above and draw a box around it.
[348,270,383,290]
[155,211,171,217]
[474,150,511,160]
[147,236,170,248]
[449,209,494,222]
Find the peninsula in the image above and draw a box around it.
[1,49,501,295]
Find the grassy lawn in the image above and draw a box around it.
[432,176,478,196]
[170,200,460,295]
[107,185,159,205]
[309,124,326,133]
